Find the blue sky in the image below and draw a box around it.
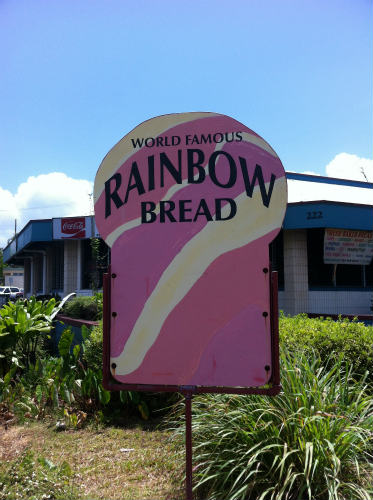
[0,0,372,245]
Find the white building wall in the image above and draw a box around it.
[3,268,24,288]
[63,240,95,297]
[308,290,372,316]
[279,290,372,316]
[63,240,79,295]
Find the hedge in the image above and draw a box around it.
[279,313,373,387]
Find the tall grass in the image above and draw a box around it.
[168,350,373,499]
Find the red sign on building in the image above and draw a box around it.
[60,217,86,238]
[52,217,91,239]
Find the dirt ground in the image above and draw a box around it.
[0,425,34,461]
[0,418,183,500]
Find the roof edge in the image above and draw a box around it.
[286,172,373,189]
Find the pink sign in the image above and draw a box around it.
[94,113,287,388]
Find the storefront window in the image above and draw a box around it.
[81,239,110,290]
[269,230,284,289]
[307,228,372,289]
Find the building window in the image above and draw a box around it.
[269,230,284,289]
[366,260,373,287]
[81,239,110,290]
[307,228,372,289]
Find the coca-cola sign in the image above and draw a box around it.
[61,218,86,238]
[53,217,93,239]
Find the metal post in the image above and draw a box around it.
[185,391,193,500]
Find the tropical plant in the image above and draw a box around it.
[82,322,175,420]
[0,325,111,422]
[168,349,373,500]
[0,297,63,375]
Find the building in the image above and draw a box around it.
[3,173,373,317]
[3,216,109,298]
[275,173,372,317]
[3,267,24,288]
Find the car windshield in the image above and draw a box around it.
[0,287,4,292]
[10,288,19,292]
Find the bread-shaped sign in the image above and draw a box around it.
[94,112,287,388]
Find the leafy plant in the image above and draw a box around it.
[0,322,112,424]
[82,322,103,372]
[168,349,373,500]
[1,305,169,425]
[0,297,64,375]
[82,322,173,420]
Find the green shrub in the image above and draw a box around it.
[168,349,373,500]
[280,313,373,386]
[83,322,103,373]
[62,294,102,321]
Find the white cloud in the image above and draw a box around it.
[325,153,373,182]
[1,173,93,248]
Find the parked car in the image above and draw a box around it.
[0,286,23,302]
[9,287,24,300]
[0,286,11,306]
